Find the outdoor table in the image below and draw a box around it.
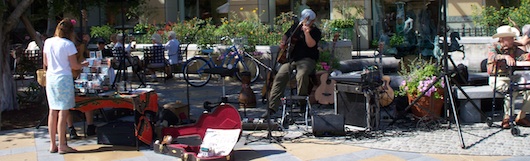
[72,88,158,145]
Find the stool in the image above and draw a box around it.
[280,95,312,129]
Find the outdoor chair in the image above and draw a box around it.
[143,45,168,82]
[169,44,187,74]
[19,49,43,76]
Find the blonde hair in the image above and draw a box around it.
[54,18,76,41]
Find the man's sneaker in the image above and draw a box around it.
[69,127,80,139]
[86,124,96,136]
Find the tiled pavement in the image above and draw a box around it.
[3,73,530,160]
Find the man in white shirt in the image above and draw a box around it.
[165,31,181,65]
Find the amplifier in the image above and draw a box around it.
[334,83,379,131]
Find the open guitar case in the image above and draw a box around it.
[154,103,242,161]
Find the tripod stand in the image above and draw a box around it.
[243,53,285,148]
[391,0,494,149]
[111,46,146,90]
[242,71,285,148]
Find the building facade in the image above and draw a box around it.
[85,0,491,49]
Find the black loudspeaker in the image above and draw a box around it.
[97,121,136,146]
[334,83,378,130]
[312,114,345,136]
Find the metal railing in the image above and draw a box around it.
[450,26,496,37]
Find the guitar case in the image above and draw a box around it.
[154,104,242,161]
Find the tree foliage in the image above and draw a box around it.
[508,0,530,27]
[473,0,530,28]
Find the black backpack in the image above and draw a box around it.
[451,64,469,85]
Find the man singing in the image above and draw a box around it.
[264,9,321,117]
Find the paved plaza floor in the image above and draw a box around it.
[3,74,530,161]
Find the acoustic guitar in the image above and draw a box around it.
[314,33,340,105]
[277,17,309,64]
[378,76,394,107]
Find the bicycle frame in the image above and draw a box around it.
[198,44,248,72]
[183,36,261,87]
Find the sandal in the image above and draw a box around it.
[49,147,58,153]
[58,146,78,154]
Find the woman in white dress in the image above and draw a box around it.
[43,18,88,154]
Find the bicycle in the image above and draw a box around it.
[183,37,261,87]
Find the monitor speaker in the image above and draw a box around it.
[334,83,378,130]
[312,114,345,136]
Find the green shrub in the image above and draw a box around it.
[90,25,115,40]
[329,19,355,29]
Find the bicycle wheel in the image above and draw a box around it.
[236,54,260,83]
[183,57,212,87]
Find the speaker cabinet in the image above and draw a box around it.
[312,114,345,136]
[334,83,379,130]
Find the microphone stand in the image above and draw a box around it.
[244,20,307,149]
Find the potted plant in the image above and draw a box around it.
[397,58,444,119]
[316,50,339,71]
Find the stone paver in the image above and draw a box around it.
[3,58,530,160]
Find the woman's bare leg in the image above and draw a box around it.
[48,109,58,151]
[58,110,69,147]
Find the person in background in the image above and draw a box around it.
[165,31,181,65]
[147,33,173,81]
[113,33,132,52]
[152,33,163,46]
[97,38,113,57]
[67,33,95,139]
[487,25,530,129]
[98,38,116,83]
[107,33,117,49]
[516,24,530,51]
[111,33,139,72]
[43,18,88,154]
[263,9,322,118]
[26,32,47,51]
